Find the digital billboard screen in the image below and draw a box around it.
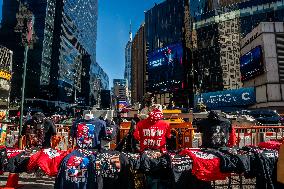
[240,46,264,81]
[147,43,183,92]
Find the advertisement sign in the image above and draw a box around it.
[147,43,184,92]
[0,110,8,146]
[240,46,264,81]
[0,47,12,109]
[194,87,256,109]
[118,101,128,112]
[0,70,11,80]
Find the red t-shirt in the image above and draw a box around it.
[28,148,68,176]
[258,141,282,151]
[6,148,25,159]
[133,119,171,152]
[180,149,229,181]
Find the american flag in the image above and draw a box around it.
[27,17,33,45]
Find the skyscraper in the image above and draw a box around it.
[124,22,132,101]
[131,24,146,103]
[50,0,102,104]
[0,0,109,109]
[145,0,192,107]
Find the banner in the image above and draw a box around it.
[194,87,256,109]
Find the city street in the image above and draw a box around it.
[0,173,54,189]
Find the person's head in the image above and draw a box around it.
[148,108,163,123]
[32,112,45,124]
[84,114,94,121]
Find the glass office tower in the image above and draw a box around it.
[191,0,284,93]
[0,0,109,108]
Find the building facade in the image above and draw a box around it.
[145,0,192,108]
[49,0,108,106]
[0,0,109,110]
[131,24,146,103]
[113,79,130,109]
[241,22,284,111]
[191,0,284,95]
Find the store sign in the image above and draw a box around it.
[0,70,11,81]
[194,87,256,108]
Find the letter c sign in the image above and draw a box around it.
[242,92,250,101]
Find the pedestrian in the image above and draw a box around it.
[21,112,56,148]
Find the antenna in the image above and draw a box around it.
[129,20,132,42]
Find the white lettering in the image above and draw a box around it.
[242,92,250,101]
[143,129,151,137]
[156,130,164,136]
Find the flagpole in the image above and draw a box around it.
[18,17,33,148]
[18,44,28,148]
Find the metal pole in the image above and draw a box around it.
[6,51,13,121]
[19,44,28,142]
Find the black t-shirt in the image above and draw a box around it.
[22,119,56,148]
[122,152,141,170]
[70,119,106,150]
[203,147,250,174]
[168,153,193,189]
[140,150,171,189]
[95,150,129,189]
[0,147,8,172]
[140,150,169,174]
[242,146,278,189]
[5,148,39,173]
[197,111,232,148]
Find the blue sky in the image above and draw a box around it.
[97,0,164,86]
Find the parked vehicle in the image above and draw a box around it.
[246,109,283,125]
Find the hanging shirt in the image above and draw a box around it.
[0,147,8,173]
[202,148,250,174]
[71,119,106,149]
[180,149,229,181]
[122,152,141,170]
[95,150,129,189]
[21,119,56,148]
[54,149,97,189]
[140,150,172,189]
[105,121,118,140]
[27,148,68,176]
[196,111,232,148]
[5,148,39,173]
[258,141,282,151]
[242,146,279,189]
[169,154,192,185]
[133,119,171,152]
[167,152,213,189]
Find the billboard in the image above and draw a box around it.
[147,43,183,92]
[240,46,264,81]
[118,101,128,112]
[0,47,12,104]
[194,88,256,109]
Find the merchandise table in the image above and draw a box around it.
[0,144,282,189]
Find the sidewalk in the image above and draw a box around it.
[0,173,55,189]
